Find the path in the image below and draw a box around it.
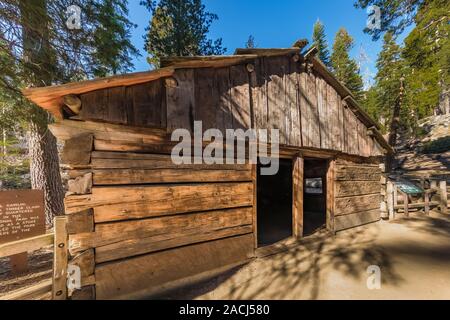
[161,212,450,300]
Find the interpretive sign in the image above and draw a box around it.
[396,180,424,195]
[0,190,45,244]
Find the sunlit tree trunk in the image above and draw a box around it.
[28,119,64,226]
[20,0,64,226]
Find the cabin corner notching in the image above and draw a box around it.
[24,47,389,300]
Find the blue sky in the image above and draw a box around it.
[128,0,411,86]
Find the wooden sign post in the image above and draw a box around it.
[0,190,45,275]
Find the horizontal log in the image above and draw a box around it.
[65,169,92,179]
[49,120,167,142]
[96,225,253,263]
[66,209,94,234]
[335,180,380,197]
[335,165,381,181]
[95,234,254,299]
[335,159,380,167]
[334,209,380,232]
[69,207,252,255]
[335,194,380,216]
[94,138,175,155]
[93,168,252,185]
[65,182,253,222]
[60,133,93,165]
[0,234,54,258]
[69,249,95,278]
[90,151,251,171]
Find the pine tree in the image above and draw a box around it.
[402,0,449,120]
[0,0,139,225]
[356,0,450,121]
[245,35,256,49]
[142,0,226,68]
[355,0,423,40]
[371,32,404,131]
[312,19,330,67]
[330,28,364,101]
[89,0,140,77]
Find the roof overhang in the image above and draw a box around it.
[22,47,390,153]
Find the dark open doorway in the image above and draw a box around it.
[257,159,293,247]
[303,159,328,236]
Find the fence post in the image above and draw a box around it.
[52,216,68,300]
[386,181,394,220]
[440,180,448,214]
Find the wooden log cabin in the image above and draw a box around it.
[23,47,392,300]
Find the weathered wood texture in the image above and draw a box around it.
[70,207,253,260]
[54,119,257,300]
[49,55,388,298]
[95,234,254,299]
[334,158,382,231]
[334,209,380,232]
[72,55,384,157]
[52,217,68,300]
[79,81,166,128]
[292,156,304,238]
[65,182,253,219]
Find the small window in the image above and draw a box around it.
[305,178,323,194]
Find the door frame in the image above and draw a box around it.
[253,152,336,251]
[292,154,336,239]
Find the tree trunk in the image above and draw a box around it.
[385,78,404,172]
[28,120,64,227]
[20,0,64,227]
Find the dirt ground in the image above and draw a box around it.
[161,211,450,300]
[0,247,53,299]
[2,211,450,300]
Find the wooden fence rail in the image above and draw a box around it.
[0,234,54,259]
[386,178,448,218]
[0,216,68,300]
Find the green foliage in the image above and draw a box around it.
[356,0,449,132]
[0,0,139,92]
[354,0,423,40]
[142,0,226,68]
[88,0,140,77]
[0,136,30,190]
[403,0,449,123]
[312,19,330,68]
[0,0,139,190]
[421,136,450,154]
[0,0,140,128]
[367,31,405,132]
[331,28,364,101]
[362,86,386,128]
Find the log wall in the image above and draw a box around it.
[50,53,388,299]
[333,158,382,232]
[72,55,385,158]
[52,121,255,300]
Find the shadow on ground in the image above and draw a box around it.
[155,212,450,300]
[158,221,409,300]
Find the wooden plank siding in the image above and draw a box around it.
[79,81,166,128]
[333,159,382,232]
[74,55,384,158]
[166,69,195,132]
